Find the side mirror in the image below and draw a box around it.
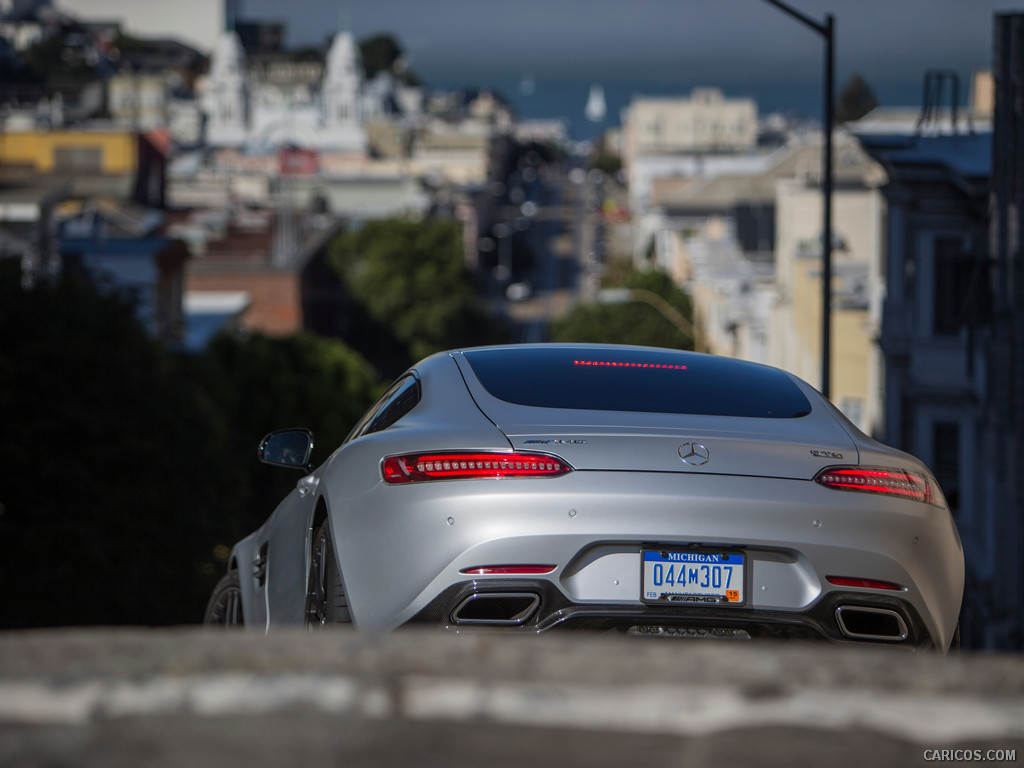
[258,428,314,472]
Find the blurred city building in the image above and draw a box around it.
[200,25,375,152]
[54,0,224,54]
[0,0,524,348]
[622,88,758,211]
[0,126,167,281]
[0,0,60,51]
[638,132,886,435]
[986,11,1024,651]
[770,139,886,436]
[623,87,758,158]
[173,206,352,341]
[852,50,1021,647]
[107,38,207,144]
[60,232,190,343]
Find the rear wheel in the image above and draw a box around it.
[204,570,244,628]
[305,517,351,627]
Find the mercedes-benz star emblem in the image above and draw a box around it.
[678,442,710,466]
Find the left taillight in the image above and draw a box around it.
[382,451,573,483]
[814,466,946,508]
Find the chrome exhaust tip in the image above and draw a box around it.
[835,605,908,642]
[452,592,540,625]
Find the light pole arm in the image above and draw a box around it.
[598,288,695,339]
[761,0,826,34]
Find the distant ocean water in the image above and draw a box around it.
[426,71,930,142]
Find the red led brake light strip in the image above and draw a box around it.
[574,360,687,369]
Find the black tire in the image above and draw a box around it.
[305,517,351,627]
[204,570,244,628]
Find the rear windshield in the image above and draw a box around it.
[463,347,812,418]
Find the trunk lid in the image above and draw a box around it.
[503,420,856,480]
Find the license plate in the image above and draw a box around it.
[641,549,745,605]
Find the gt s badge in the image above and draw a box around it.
[523,439,588,445]
[810,449,844,459]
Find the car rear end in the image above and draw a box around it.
[352,345,965,651]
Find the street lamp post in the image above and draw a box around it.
[763,0,834,400]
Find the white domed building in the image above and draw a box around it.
[200,23,388,153]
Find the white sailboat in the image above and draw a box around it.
[585,83,606,122]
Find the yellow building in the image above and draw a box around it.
[0,129,137,176]
[0,127,167,207]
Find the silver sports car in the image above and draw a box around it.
[205,344,964,651]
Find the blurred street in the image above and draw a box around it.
[490,160,617,343]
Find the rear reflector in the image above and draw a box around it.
[382,452,572,483]
[460,565,557,575]
[814,466,945,507]
[826,576,904,591]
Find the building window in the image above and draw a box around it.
[932,421,960,514]
[932,237,991,336]
[52,146,102,173]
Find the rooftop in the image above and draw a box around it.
[854,130,991,181]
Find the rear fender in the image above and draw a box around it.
[227,531,265,630]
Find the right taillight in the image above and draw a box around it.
[814,466,946,507]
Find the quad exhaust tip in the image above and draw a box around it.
[453,592,540,625]
[835,605,908,642]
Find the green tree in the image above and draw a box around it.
[21,29,99,84]
[359,33,421,86]
[589,150,622,178]
[0,267,232,626]
[196,331,381,535]
[551,268,694,350]
[836,74,879,124]
[0,262,382,627]
[329,217,506,364]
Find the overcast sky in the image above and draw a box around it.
[237,0,1024,130]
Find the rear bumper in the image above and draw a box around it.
[403,578,937,650]
[332,470,963,649]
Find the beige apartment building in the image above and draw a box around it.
[642,128,887,434]
[772,163,886,435]
[623,88,758,169]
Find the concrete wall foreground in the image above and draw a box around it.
[1,628,1022,767]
